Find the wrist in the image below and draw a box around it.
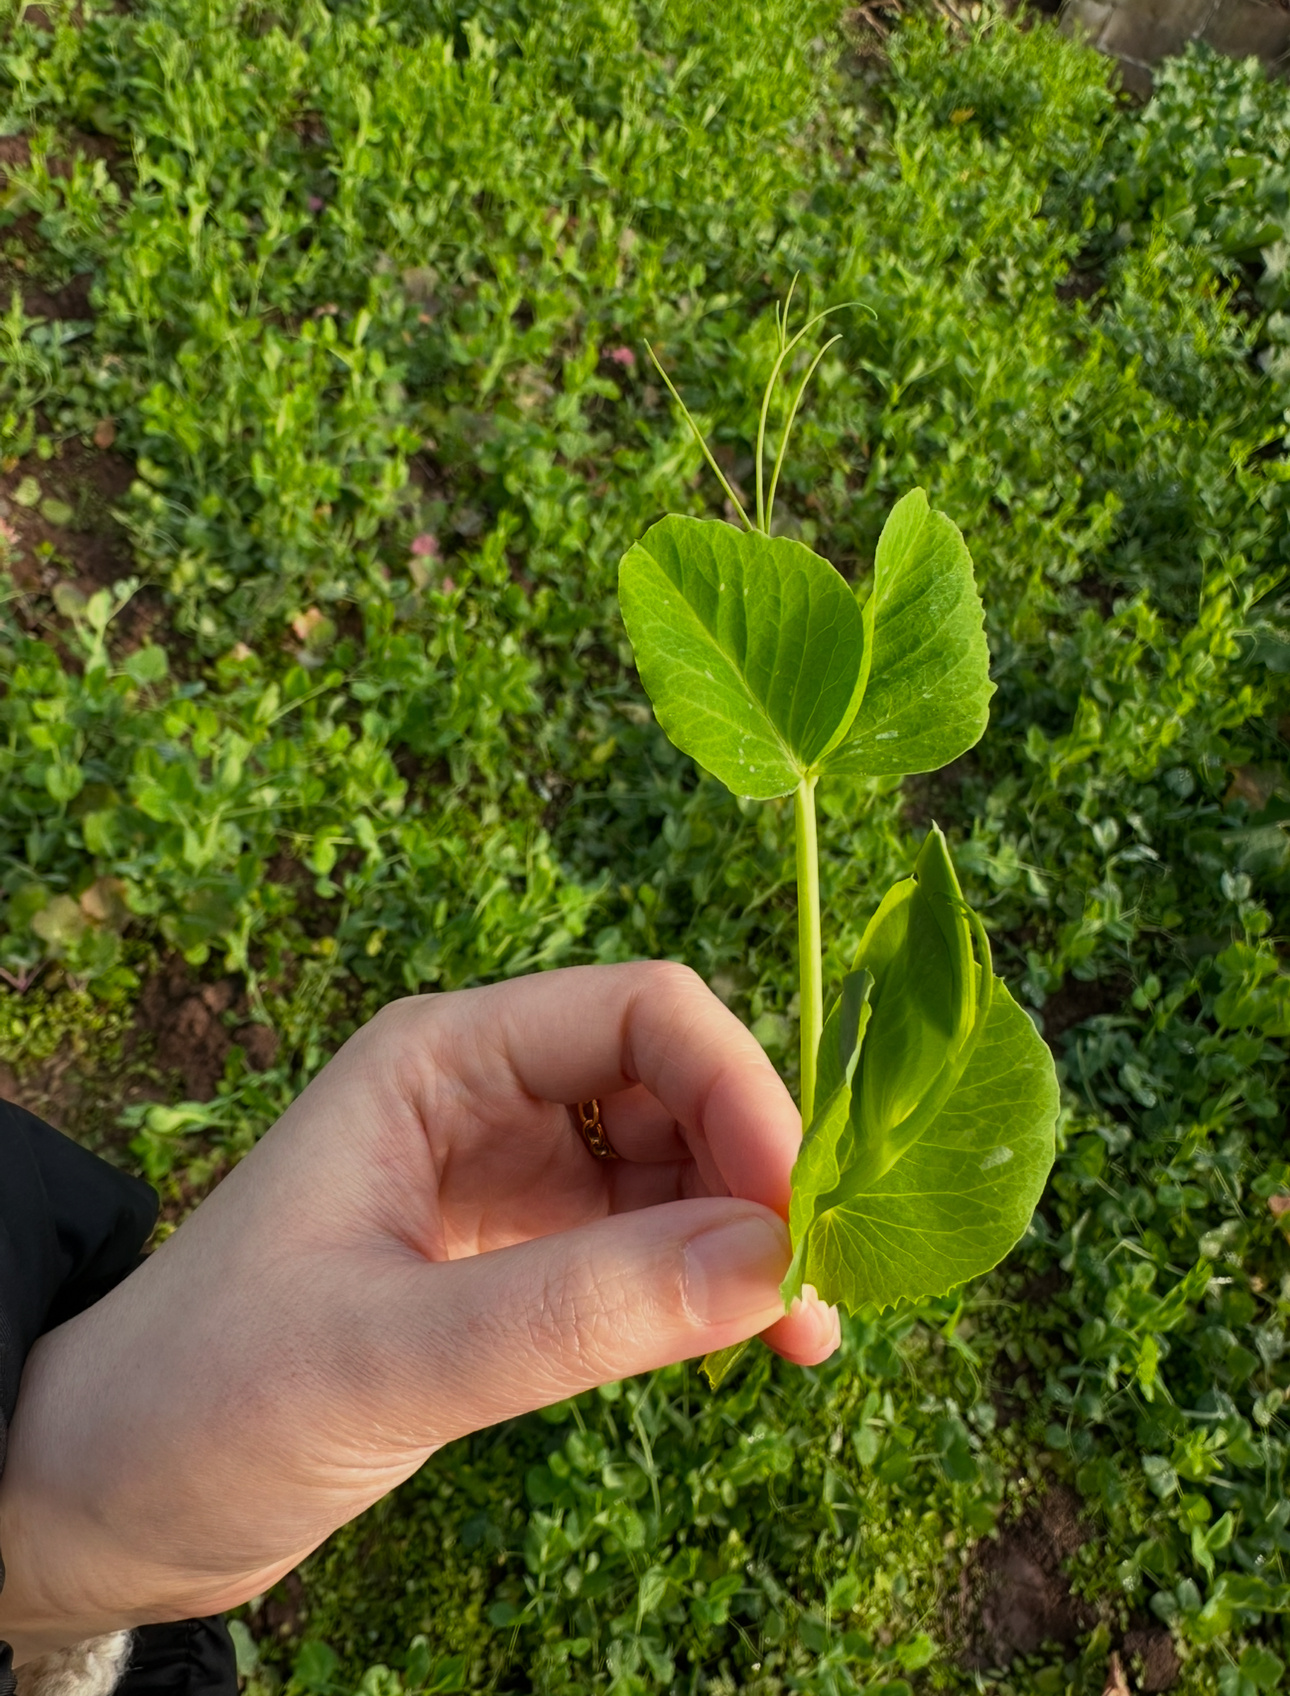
[0,1329,148,1667]
[0,1293,313,1663]
[0,1486,91,1666]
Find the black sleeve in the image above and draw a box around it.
[0,1101,236,1696]
[0,1099,157,1453]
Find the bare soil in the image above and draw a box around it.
[1040,970,1132,1041]
[1,440,136,592]
[945,1483,1096,1671]
[0,127,165,647]
[944,1483,1182,1689]
[0,1049,160,1154]
[137,954,280,1101]
[1122,1623,1182,1693]
[0,435,182,660]
[0,954,279,1173]
[901,752,976,832]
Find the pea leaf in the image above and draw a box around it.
[785,975,1057,1311]
[824,489,993,779]
[840,829,990,1180]
[619,515,867,799]
[848,840,977,1145]
[814,966,875,1108]
[699,1340,752,1391]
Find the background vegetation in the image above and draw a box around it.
[2,1,1290,1691]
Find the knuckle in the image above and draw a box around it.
[369,993,431,1037]
[639,958,706,1002]
[362,993,440,1079]
[301,994,451,1136]
[527,1252,621,1387]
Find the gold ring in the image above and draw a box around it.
[572,1099,620,1161]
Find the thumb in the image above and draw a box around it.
[404,1198,821,1438]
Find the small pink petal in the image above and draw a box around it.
[608,345,635,368]
[440,576,456,594]
[410,533,440,558]
[308,195,325,213]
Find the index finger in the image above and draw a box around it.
[437,961,801,1217]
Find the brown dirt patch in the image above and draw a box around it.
[1,439,135,589]
[1122,1624,1180,1693]
[991,1383,1028,1429]
[263,849,354,941]
[0,128,118,178]
[902,754,976,832]
[0,956,278,1202]
[238,1021,281,1070]
[1021,1266,1065,1306]
[17,269,96,322]
[0,1031,167,1159]
[138,961,239,1101]
[0,438,177,657]
[49,131,122,177]
[1057,267,1103,305]
[0,238,95,343]
[1040,971,1131,1041]
[946,1483,1096,1672]
[136,954,280,1101]
[1079,574,1119,620]
[0,130,124,318]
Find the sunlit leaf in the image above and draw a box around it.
[619,515,866,799]
[825,489,993,779]
[785,973,1058,1311]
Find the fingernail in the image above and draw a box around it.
[812,1298,842,1354]
[801,1284,842,1354]
[683,1214,791,1328]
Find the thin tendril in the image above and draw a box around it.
[756,275,799,531]
[646,340,753,531]
[756,300,858,533]
[765,333,841,535]
[651,294,863,536]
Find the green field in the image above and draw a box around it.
[3,1,1290,1691]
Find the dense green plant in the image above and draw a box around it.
[2,1,1290,1691]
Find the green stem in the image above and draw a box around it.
[795,775,822,1128]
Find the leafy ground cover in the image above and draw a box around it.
[2,1,1290,1692]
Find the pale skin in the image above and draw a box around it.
[0,962,839,1664]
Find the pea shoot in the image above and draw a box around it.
[617,299,1059,1387]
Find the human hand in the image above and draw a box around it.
[0,963,838,1660]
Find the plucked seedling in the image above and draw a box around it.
[618,298,1059,1387]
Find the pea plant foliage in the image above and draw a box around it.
[618,300,1059,1386]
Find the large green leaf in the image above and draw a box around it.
[824,489,993,780]
[784,978,1058,1311]
[619,515,867,800]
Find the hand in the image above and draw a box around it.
[0,963,838,1660]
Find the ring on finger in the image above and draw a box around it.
[571,1098,621,1161]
